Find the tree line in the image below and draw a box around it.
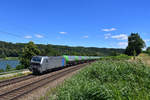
[125,33,145,56]
[0,41,124,58]
[0,32,149,71]
[0,41,124,70]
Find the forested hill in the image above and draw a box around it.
[0,41,125,58]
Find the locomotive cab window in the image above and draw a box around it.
[31,57,42,62]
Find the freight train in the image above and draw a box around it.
[29,55,101,74]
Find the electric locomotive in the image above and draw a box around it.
[29,55,100,74]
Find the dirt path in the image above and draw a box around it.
[138,53,150,66]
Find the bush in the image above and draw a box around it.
[0,68,4,72]
[5,64,12,72]
[101,54,131,61]
[16,65,25,70]
[55,60,150,100]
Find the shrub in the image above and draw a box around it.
[55,60,150,100]
[0,68,4,72]
[16,65,25,70]
[5,64,12,71]
[101,54,131,61]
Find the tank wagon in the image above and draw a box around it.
[29,55,101,74]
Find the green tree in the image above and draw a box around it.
[125,33,145,56]
[0,51,6,58]
[44,44,57,56]
[0,68,4,72]
[147,47,150,51]
[16,65,24,70]
[110,51,118,56]
[19,41,40,68]
[146,47,150,55]
[6,64,12,71]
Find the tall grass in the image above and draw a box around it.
[101,54,132,61]
[54,60,150,100]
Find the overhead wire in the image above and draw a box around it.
[0,27,119,49]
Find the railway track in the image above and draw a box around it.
[0,74,35,88]
[0,63,88,100]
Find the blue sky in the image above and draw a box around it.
[0,0,150,48]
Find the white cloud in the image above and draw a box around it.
[59,32,67,34]
[104,33,111,39]
[35,34,44,38]
[111,34,128,40]
[102,28,116,32]
[24,35,32,39]
[118,42,128,48]
[83,35,89,38]
[144,39,150,42]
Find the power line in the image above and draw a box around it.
[0,29,118,49]
[0,30,41,42]
[0,30,22,38]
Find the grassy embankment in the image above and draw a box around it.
[0,57,19,60]
[0,71,31,80]
[46,55,150,100]
[4,57,19,60]
[138,53,150,67]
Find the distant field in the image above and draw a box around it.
[51,59,150,100]
[4,57,19,60]
[138,53,150,66]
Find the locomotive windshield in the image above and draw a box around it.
[31,57,42,62]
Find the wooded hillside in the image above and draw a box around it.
[0,41,125,58]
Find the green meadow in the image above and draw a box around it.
[52,57,150,100]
